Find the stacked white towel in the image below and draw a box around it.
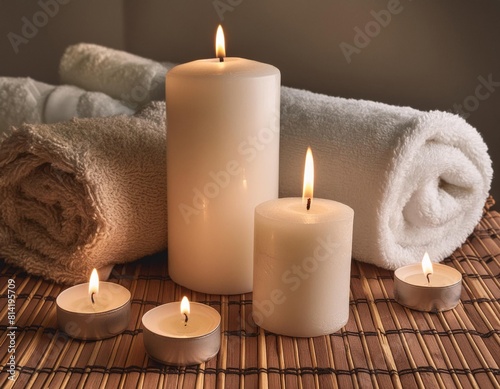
[0,77,133,134]
[59,43,174,108]
[0,78,52,133]
[44,84,133,123]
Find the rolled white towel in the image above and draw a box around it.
[44,85,133,123]
[0,77,52,133]
[279,86,493,269]
[59,43,173,108]
[0,77,133,134]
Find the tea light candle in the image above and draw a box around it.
[166,25,280,294]
[253,148,354,337]
[56,269,131,340]
[142,297,221,366]
[394,252,462,312]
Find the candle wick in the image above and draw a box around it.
[90,292,96,304]
[306,198,311,211]
[426,273,432,285]
[184,313,188,326]
[219,56,224,63]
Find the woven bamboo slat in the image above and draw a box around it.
[1,200,499,388]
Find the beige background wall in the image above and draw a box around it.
[1,0,499,200]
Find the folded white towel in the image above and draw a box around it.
[0,102,167,284]
[0,77,133,134]
[59,43,174,108]
[279,87,493,269]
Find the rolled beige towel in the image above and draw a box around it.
[0,102,167,284]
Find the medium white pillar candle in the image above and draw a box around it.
[166,26,280,294]
[253,149,354,337]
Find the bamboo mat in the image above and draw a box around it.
[1,201,499,389]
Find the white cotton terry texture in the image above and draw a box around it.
[0,77,52,133]
[44,84,133,123]
[59,43,170,108]
[279,86,492,269]
[0,77,133,135]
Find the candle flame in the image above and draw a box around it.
[422,252,433,284]
[180,296,190,317]
[89,268,99,303]
[215,25,225,61]
[302,147,314,210]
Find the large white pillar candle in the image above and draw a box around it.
[253,148,354,337]
[166,26,280,294]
